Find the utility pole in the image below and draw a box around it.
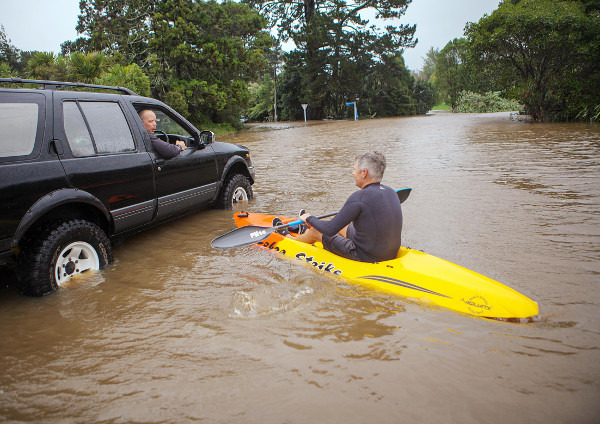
[273,61,278,122]
[270,44,282,122]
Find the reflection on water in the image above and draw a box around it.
[1,112,599,423]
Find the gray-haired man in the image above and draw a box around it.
[294,151,402,262]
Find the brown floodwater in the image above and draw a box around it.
[0,111,598,423]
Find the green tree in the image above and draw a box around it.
[277,51,306,120]
[150,0,271,125]
[0,25,20,73]
[161,90,190,117]
[434,38,471,108]
[421,47,439,82]
[466,0,600,121]
[25,52,59,80]
[72,0,271,126]
[247,0,417,119]
[417,47,441,104]
[413,80,435,114]
[70,52,106,83]
[67,0,156,65]
[246,79,275,121]
[364,53,416,117]
[0,62,12,78]
[96,63,151,96]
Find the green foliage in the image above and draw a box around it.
[454,91,521,113]
[247,79,275,121]
[163,90,190,118]
[148,0,270,127]
[22,51,105,83]
[96,63,151,96]
[249,0,417,119]
[72,0,271,128]
[25,52,58,80]
[465,0,600,121]
[363,53,417,117]
[433,38,473,108]
[4,0,442,125]
[201,122,238,137]
[421,48,439,82]
[413,80,436,114]
[0,25,20,72]
[0,62,12,78]
[69,0,155,64]
[277,51,308,121]
[576,104,600,122]
[70,52,106,83]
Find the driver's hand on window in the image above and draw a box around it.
[176,140,187,151]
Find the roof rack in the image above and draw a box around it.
[0,78,138,95]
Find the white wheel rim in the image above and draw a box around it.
[232,187,248,205]
[54,241,100,286]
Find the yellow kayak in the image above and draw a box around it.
[233,212,539,321]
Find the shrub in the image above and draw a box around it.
[96,63,150,97]
[455,91,520,113]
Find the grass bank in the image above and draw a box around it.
[201,122,238,137]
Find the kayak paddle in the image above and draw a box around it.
[211,187,411,249]
[396,187,411,204]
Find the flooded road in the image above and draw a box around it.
[1,112,599,423]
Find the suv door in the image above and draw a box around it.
[54,93,156,234]
[133,106,219,220]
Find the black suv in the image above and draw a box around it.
[0,78,255,296]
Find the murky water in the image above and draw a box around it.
[1,112,599,423]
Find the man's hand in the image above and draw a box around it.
[299,213,311,222]
[175,140,187,151]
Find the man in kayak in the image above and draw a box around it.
[290,151,402,263]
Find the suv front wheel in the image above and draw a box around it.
[218,174,253,209]
[17,219,113,296]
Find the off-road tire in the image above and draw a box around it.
[218,174,253,209]
[17,219,113,296]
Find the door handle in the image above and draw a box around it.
[49,139,64,155]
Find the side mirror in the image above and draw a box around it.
[199,130,215,145]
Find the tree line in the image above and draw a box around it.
[1,0,598,126]
[425,0,599,121]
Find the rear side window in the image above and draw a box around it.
[63,102,95,156]
[63,101,135,156]
[0,103,39,157]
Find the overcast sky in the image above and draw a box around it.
[1,0,501,71]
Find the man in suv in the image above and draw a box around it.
[138,109,187,158]
[0,78,255,297]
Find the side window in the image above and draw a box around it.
[136,105,194,139]
[80,102,135,154]
[63,102,95,156]
[63,101,135,156]
[0,103,39,158]
[154,110,193,138]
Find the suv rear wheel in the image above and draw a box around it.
[219,174,253,209]
[17,219,113,296]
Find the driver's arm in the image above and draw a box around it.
[149,132,182,159]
